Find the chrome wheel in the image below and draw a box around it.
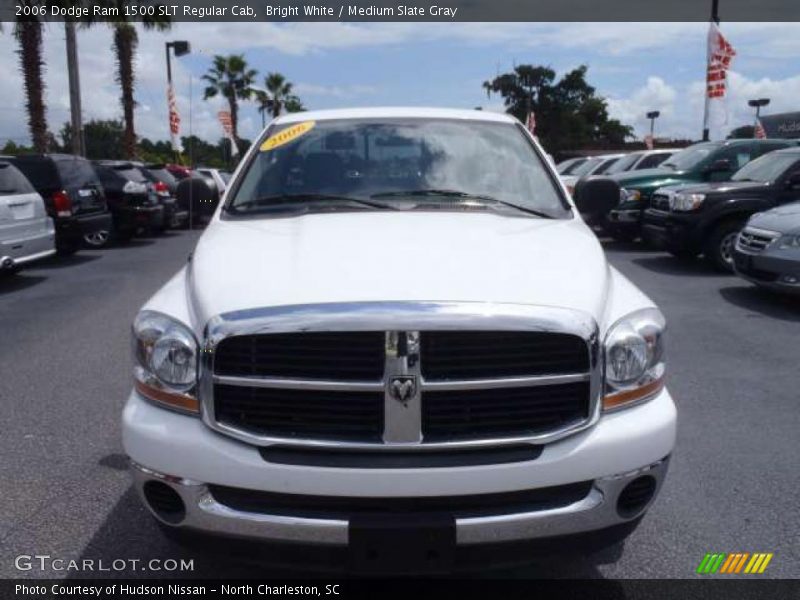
[83,230,110,248]
[719,232,737,266]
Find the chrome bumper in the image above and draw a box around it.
[131,458,669,546]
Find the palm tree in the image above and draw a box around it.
[110,19,170,159]
[255,73,305,127]
[202,54,257,143]
[14,19,48,152]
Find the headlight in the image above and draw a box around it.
[620,188,641,203]
[132,310,199,413]
[670,192,705,212]
[603,308,666,411]
[778,234,800,249]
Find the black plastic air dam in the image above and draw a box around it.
[616,475,657,518]
[143,480,186,524]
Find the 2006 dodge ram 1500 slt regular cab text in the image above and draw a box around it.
[123,108,676,573]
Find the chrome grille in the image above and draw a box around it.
[202,302,600,449]
[650,191,671,211]
[736,227,780,254]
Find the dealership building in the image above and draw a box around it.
[759,111,800,139]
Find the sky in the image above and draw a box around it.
[1,22,799,150]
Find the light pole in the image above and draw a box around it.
[646,110,660,137]
[165,41,190,159]
[748,98,770,127]
[65,22,84,156]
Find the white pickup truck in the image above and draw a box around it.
[124,108,676,573]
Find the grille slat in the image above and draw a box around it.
[422,382,590,442]
[421,331,589,380]
[214,332,385,380]
[215,384,384,441]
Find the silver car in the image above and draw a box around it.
[733,201,800,295]
[0,160,55,274]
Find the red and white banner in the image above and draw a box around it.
[217,110,239,157]
[167,83,183,153]
[754,119,767,139]
[703,22,737,134]
[644,134,654,150]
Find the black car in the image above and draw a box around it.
[139,163,188,229]
[9,154,112,254]
[94,161,165,242]
[642,147,800,271]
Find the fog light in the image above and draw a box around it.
[780,274,798,285]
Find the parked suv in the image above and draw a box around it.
[606,139,796,241]
[124,108,676,573]
[138,163,188,230]
[642,147,800,271]
[10,154,112,254]
[94,161,164,243]
[0,160,55,273]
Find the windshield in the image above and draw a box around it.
[603,153,640,174]
[569,157,604,178]
[661,142,722,170]
[557,157,587,175]
[731,152,800,183]
[228,118,570,218]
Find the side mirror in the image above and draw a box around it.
[705,158,732,174]
[572,176,620,220]
[176,175,219,219]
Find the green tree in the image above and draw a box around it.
[728,125,755,139]
[254,72,305,126]
[202,54,257,143]
[60,119,125,159]
[483,64,633,152]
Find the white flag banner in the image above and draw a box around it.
[167,84,183,153]
[703,22,737,134]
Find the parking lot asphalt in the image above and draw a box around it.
[0,230,798,579]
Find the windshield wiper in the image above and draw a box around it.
[371,189,554,218]
[230,193,396,212]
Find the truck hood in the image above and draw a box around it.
[662,180,770,197]
[748,200,800,233]
[187,212,610,325]
[612,166,696,191]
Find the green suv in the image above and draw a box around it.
[605,139,797,241]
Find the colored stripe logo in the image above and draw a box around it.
[696,553,773,574]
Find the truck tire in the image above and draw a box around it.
[704,219,744,273]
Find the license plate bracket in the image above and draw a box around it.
[349,513,456,574]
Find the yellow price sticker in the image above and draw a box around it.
[260,121,316,152]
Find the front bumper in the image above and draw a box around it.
[733,246,800,294]
[124,387,676,546]
[641,209,700,253]
[606,204,643,236]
